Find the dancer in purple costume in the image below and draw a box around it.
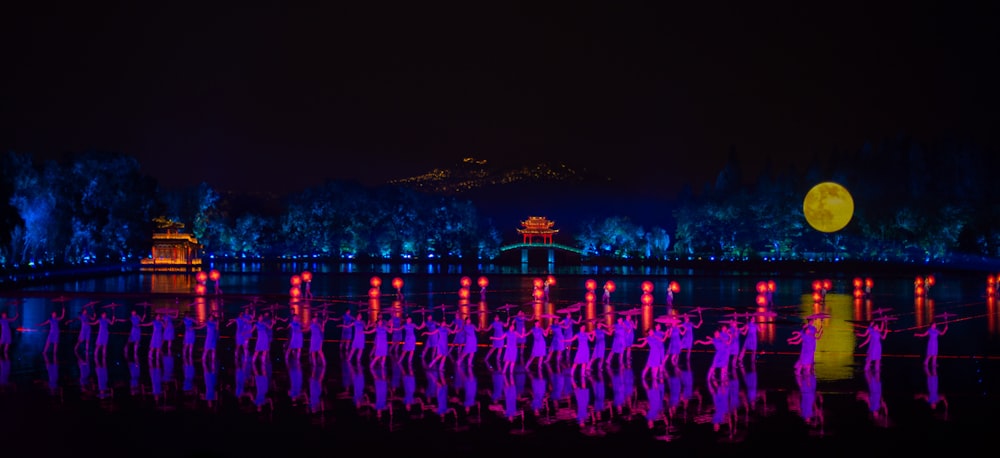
[38,307,66,358]
[427,319,455,370]
[339,311,354,352]
[641,375,665,429]
[694,327,732,382]
[483,314,506,366]
[633,324,668,381]
[456,317,479,368]
[73,308,94,356]
[915,319,948,368]
[398,315,424,365]
[344,312,367,365]
[857,319,888,373]
[364,318,390,369]
[308,312,336,366]
[679,309,703,365]
[420,317,437,360]
[181,313,197,362]
[227,310,254,363]
[589,321,611,369]
[564,324,594,378]
[0,310,18,358]
[607,317,627,368]
[93,311,114,362]
[124,309,145,360]
[788,317,822,375]
[525,323,549,370]
[738,314,760,367]
[493,322,522,375]
[280,314,305,362]
[251,313,275,365]
[161,310,178,355]
[140,313,164,360]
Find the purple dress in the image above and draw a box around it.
[373,324,388,357]
[204,320,218,350]
[926,326,940,356]
[96,317,110,345]
[798,324,817,367]
[402,322,417,352]
[503,331,519,363]
[183,317,196,345]
[530,326,547,357]
[0,318,12,344]
[309,321,325,353]
[254,321,270,352]
[128,315,141,343]
[150,319,164,349]
[289,321,304,350]
[572,330,591,364]
[461,325,478,356]
[77,315,91,343]
[646,331,665,368]
[744,322,758,351]
[46,317,60,344]
[351,320,366,350]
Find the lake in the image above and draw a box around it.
[0,262,998,455]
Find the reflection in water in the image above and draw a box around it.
[805,293,855,381]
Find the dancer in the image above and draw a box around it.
[420,316,438,361]
[857,318,888,373]
[525,321,549,370]
[589,320,612,369]
[161,309,178,355]
[564,323,594,378]
[194,313,219,365]
[38,307,66,358]
[427,317,454,370]
[788,317,823,375]
[694,326,732,382]
[483,314,506,366]
[398,315,425,365]
[279,313,305,363]
[339,310,354,352]
[679,308,703,365]
[227,310,254,363]
[344,312,367,365]
[93,311,114,362]
[73,307,94,356]
[0,310,18,357]
[915,318,948,367]
[124,308,146,360]
[308,311,335,366]
[251,313,276,365]
[140,313,164,360]
[364,317,390,369]
[456,316,479,368]
[494,321,521,375]
[0,312,17,360]
[633,324,668,381]
[738,313,760,366]
[664,319,682,369]
[181,312,197,362]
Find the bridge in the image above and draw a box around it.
[499,242,586,265]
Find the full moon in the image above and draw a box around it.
[803,182,854,233]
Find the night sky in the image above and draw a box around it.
[4,3,999,198]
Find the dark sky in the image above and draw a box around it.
[4,2,999,198]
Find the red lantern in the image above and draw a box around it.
[641,293,653,306]
[755,294,768,307]
[290,286,301,298]
[822,279,832,291]
[756,281,768,294]
[585,291,596,303]
[290,275,302,287]
[853,277,863,289]
[914,276,924,286]
[641,281,654,293]
[533,288,544,301]
[585,279,597,292]
[546,275,556,286]
[533,278,544,289]
[196,271,208,284]
[370,276,382,288]
[460,276,472,288]
[195,284,206,295]
[392,277,404,290]
[767,280,776,292]
[926,275,936,287]
[459,287,470,300]
[811,280,822,291]
[368,287,380,299]
[865,277,874,289]
[812,291,822,302]
[209,269,220,282]
[853,289,863,299]
[604,281,616,293]
[478,276,489,288]
[669,281,680,293]
[301,271,313,282]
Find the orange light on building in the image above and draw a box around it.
[301,271,312,283]
[196,271,208,284]
[641,281,654,294]
[370,276,382,288]
[478,276,489,288]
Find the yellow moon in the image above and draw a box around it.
[803,182,854,233]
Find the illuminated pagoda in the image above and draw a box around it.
[518,216,559,244]
[140,217,203,272]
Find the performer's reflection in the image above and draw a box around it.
[182,358,195,394]
[287,358,305,405]
[709,374,734,433]
[371,365,390,420]
[572,374,590,428]
[77,352,92,394]
[308,361,326,414]
[857,369,888,427]
[915,365,948,419]
[528,367,549,416]
[202,358,218,410]
[253,360,273,413]
[96,357,111,401]
[43,352,61,399]
[458,363,478,415]
[641,375,665,429]
[794,371,823,432]
[128,360,141,396]
[0,356,10,389]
